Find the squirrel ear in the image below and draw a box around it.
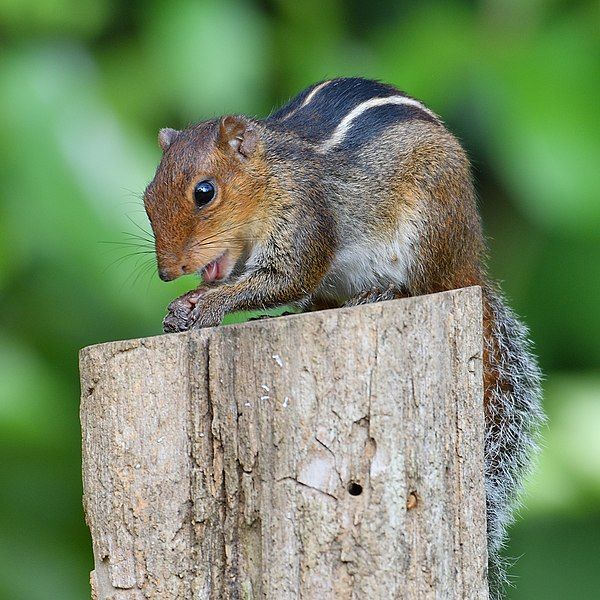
[218,116,258,159]
[158,128,180,152]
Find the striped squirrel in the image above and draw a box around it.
[143,77,544,597]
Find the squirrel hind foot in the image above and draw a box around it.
[343,284,410,307]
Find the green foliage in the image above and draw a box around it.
[0,1,598,598]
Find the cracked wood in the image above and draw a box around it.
[80,286,489,599]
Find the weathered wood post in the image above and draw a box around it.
[80,287,488,599]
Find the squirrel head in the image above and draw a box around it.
[144,116,265,283]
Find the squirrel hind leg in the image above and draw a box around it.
[343,284,410,307]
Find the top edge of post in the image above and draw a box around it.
[78,286,482,359]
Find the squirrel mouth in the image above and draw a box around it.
[201,252,229,283]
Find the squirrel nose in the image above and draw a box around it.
[159,265,187,281]
[159,267,175,282]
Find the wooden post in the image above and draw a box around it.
[80,287,488,599]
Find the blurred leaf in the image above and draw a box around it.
[472,6,600,236]
[373,2,475,111]
[142,0,271,120]
[523,373,600,514]
[0,0,114,37]
[507,513,600,600]
[0,338,71,444]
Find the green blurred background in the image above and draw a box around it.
[0,0,598,598]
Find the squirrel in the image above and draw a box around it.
[143,77,544,598]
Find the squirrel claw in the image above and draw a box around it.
[163,313,186,333]
[163,288,208,333]
[344,284,408,307]
[167,289,205,313]
[186,302,224,329]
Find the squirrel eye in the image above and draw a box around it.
[193,180,215,208]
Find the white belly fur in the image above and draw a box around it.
[316,219,419,302]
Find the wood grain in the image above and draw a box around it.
[80,287,488,599]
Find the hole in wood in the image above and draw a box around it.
[347,482,363,496]
[407,491,418,510]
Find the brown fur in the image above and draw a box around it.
[145,118,272,283]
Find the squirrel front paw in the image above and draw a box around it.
[163,288,207,333]
[163,288,225,332]
[186,297,225,329]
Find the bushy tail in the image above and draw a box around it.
[482,284,545,598]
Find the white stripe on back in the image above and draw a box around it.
[318,95,440,152]
[281,80,332,120]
